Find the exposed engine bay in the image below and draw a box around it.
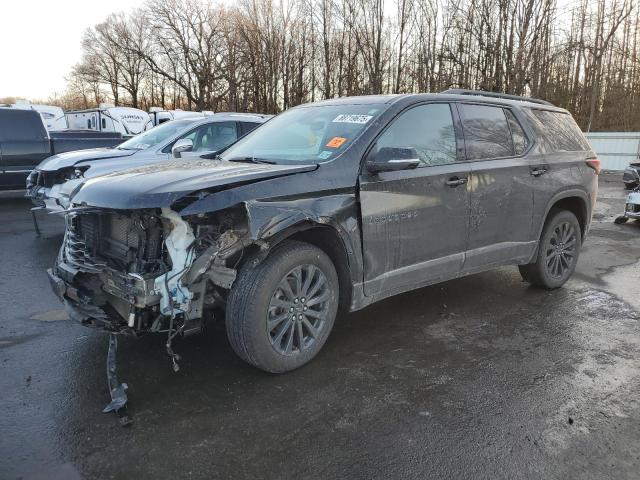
[47,205,260,424]
[50,206,251,339]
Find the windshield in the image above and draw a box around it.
[219,104,386,163]
[117,119,197,150]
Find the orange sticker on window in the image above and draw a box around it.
[326,137,347,148]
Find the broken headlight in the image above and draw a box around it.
[60,166,89,181]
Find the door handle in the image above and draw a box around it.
[446,176,468,187]
[530,166,548,177]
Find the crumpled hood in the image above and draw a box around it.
[37,148,135,171]
[71,159,318,209]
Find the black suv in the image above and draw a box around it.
[49,90,599,373]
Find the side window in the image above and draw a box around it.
[525,109,589,153]
[459,104,514,160]
[239,121,261,136]
[196,122,237,152]
[101,118,106,129]
[375,103,457,167]
[0,110,46,141]
[170,122,238,153]
[504,109,529,155]
[87,119,91,129]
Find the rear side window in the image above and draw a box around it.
[504,110,529,155]
[524,109,590,153]
[459,104,513,160]
[375,103,457,167]
[0,110,46,141]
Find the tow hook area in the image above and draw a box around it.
[102,334,133,427]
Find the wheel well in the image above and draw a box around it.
[286,226,353,312]
[549,196,587,238]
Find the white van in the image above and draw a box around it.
[66,104,150,137]
[147,107,213,127]
[6,100,68,130]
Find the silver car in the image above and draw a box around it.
[26,113,271,211]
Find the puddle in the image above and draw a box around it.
[30,309,68,322]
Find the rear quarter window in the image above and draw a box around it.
[239,121,261,136]
[523,109,590,153]
[459,104,514,160]
[0,110,46,141]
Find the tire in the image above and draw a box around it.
[225,240,339,373]
[519,209,582,289]
[625,184,634,190]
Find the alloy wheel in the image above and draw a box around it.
[545,221,577,279]
[267,264,330,356]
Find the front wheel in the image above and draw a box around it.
[519,209,582,289]
[226,240,339,373]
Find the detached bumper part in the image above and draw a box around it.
[103,334,132,427]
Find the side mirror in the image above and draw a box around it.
[171,138,193,158]
[366,147,420,173]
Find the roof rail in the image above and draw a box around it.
[440,89,553,106]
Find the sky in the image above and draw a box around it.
[0,0,146,101]
[0,0,580,101]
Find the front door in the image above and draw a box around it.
[359,103,470,297]
[457,103,536,272]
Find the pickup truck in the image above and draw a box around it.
[0,108,123,190]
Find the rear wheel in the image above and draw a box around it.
[226,240,339,373]
[519,209,582,289]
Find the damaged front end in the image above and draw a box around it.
[49,205,250,340]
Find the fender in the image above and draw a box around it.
[527,187,591,263]
[242,195,364,285]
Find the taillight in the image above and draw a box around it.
[586,157,601,174]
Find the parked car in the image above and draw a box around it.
[0,108,122,190]
[623,161,640,189]
[66,104,151,138]
[614,185,640,224]
[26,113,271,211]
[48,90,599,377]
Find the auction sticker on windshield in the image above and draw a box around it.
[326,137,347,148]
[332,114,372,124]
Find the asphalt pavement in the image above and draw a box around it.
[1,173,639,480]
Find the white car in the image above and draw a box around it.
[615,187,640,224]
[26,113,272,211]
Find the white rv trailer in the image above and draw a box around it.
[7,100,68,130]
[66,104,151,137]
[147,107,214,127]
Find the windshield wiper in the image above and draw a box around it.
[226,156,277,165]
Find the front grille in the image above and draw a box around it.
[626,203,640,214]
[64,211,165,274]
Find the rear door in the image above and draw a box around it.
[0,110,50,189]
[458,103,536,272]
[359,102,470,296]
[519,108,593,236]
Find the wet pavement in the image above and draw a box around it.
[1,174,639,480]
